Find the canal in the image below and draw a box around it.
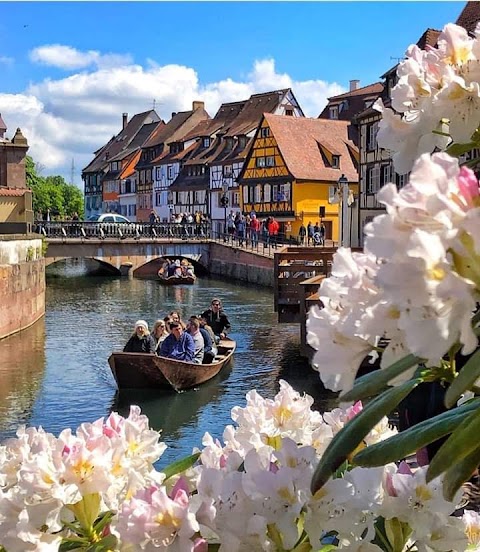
[0,261,333,467]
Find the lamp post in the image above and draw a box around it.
[221,180,229,239]
[337,173,349,247]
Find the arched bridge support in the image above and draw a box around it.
[45,240,211,276]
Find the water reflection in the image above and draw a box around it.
[0,318,46,432]
[112,362,232,441]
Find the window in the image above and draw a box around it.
[329,105,339,119]
[396,172,408,189]
[332,155,340,169]
[366,165,380,194]
[225,138,233,150]
[156,167,161,181]
[285,109,294,116]
[243,186,248,204]
[339,100,349,113]
[256,157,266,168]
[233,192,240,206]
[167,165,174,180]
[260,127,270,138]
[367,122,378,150]
[238,136,247,148]
[278,182,290,201]
[255,184,262,203]
[155,192,161,206]
[266,156,275,167]
[203,137,210,148]
[264,184,271,202]
[381,164,392,186]
[223,165,232,177]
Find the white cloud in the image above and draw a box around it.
[0,50,346,187]
[29,44,132,70]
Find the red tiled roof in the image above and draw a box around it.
[0,188,27,196]
[416,28,441,49]
[263,114,358,183]
[456,1,480,35]
[318,82,384,121]
[325,83,383,102]
[0,114,6,131]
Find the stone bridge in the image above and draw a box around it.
[45,238,211,277]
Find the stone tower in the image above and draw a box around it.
[0,118,29,189]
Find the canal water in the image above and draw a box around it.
[0,260,334,467]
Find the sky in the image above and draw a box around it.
[0,1,465,188]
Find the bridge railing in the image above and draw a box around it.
[35,221,212,240]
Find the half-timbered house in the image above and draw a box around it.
[103,121,161,217]
[238,113,359,243]
[82,110,161,219]
[153,101,245,221]
[135,101,210,222]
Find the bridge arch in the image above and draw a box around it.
[45,240,211,277]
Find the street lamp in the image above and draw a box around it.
[337,173,349,247]
[221,180,229,239]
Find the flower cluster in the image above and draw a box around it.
[374,23,480,174]
[1,382,479,551]
[307,152,480,394]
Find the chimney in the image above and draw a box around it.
[192,100,205,111]
[122,113,128,130]
[171,112,177,119]
[349,80,360,92]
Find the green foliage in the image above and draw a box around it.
[26,246,34,262]
[353,397,480,468]
[161,451,201,481]
[311,378,422,493]
[26,155,84,219]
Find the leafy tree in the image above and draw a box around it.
[27,156,84,219]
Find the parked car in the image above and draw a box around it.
[86,213,141,237]
[88,214,132,223]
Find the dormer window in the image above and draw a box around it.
[329,105,339,119]
[364,99,374,109]
[285,109,294,116]
[339,100,349,113]
[202,137,210,148]
[225,137,233,150]
[238,136,247,148]
[332,155,340,169]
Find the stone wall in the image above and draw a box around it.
[0,237,45,340]
[209,243,274,287]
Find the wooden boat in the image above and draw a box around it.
[108,338,236,392]
[158,271,196,285]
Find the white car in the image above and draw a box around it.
[88,214,132,223]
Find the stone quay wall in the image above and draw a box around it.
[208,243,274,287]
[0,237,45,340]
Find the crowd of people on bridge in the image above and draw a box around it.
[122,298,231,365]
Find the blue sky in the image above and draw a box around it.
[0,1,466,184]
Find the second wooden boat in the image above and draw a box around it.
[108,339,236,392]
[158,272,196,285]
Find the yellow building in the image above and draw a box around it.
[238,113,359,243]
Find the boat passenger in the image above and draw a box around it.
[152,319,169,353]
[186,317,205,364]
[123,320,156,353]
[196,315,217,363]
[169,310,186,330]
[201,298,231,343]
[159,321,195,362]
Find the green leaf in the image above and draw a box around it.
[86,534,118,552]
[92,511,115,534]
[443,442,480,502]
[340,353,420,402]
[446,141,477,157]
[427,408,480,482]
[445,348,480,408]
[161,452,201,481]
[353,398,480,467]
[311,378,420,494]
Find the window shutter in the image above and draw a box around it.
[328,185,339,204]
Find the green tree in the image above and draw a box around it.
[27,156,84,219]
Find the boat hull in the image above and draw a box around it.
[158,273,196,285]
[108,340,235,392]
